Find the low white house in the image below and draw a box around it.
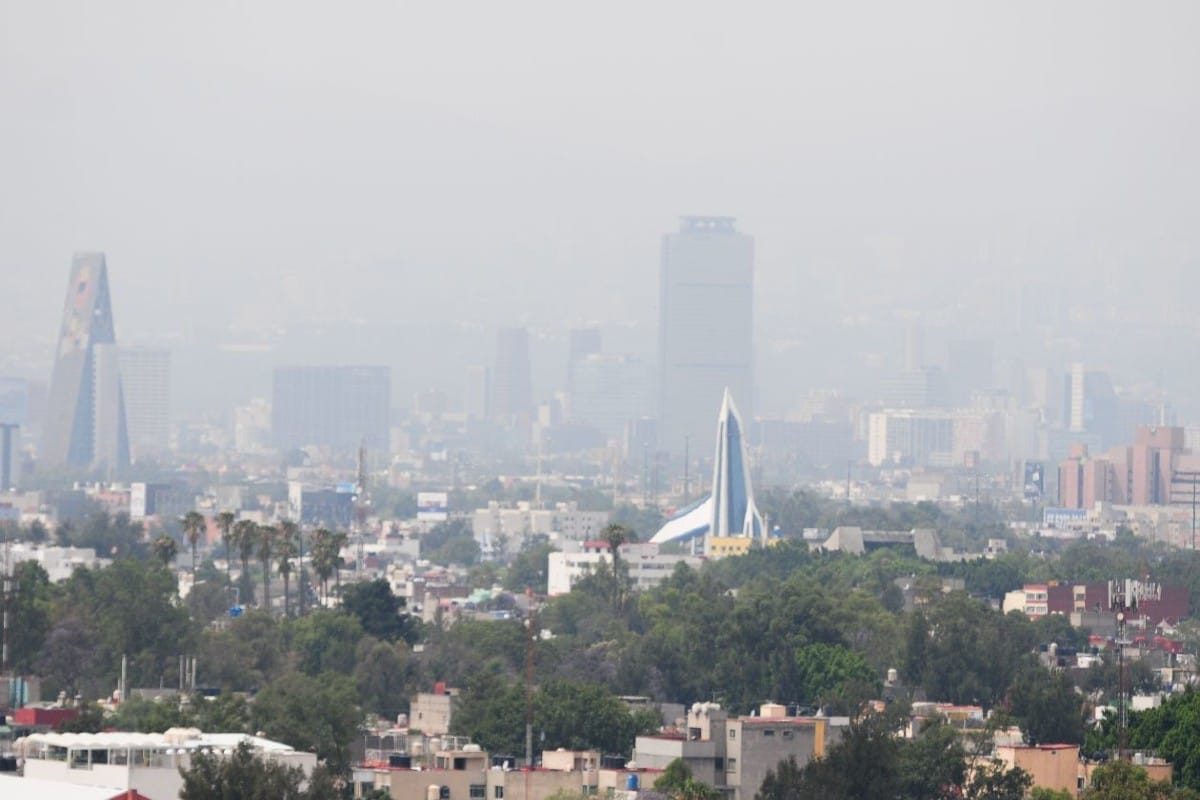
[14,728,317,800]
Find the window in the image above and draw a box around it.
[714,758,724,771]
[495,787,505,799]
[762,729,775,737]
[726,758,737,772]
[782,730,794,740]
[728,729,737,739]
[470,786,486,799]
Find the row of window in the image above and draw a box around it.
[468,786,601,799]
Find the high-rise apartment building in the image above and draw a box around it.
[119,347,171,461]
[492,327,533,422]
[0,378,25,490]
[566,328,602,392]
[272,366,390,453]
[42,253,130,470]
[570,353,651,438]
[658,217,754,458]
[463,365,491,420]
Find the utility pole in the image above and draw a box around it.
[1110,579,1161,760]
[356,443,369,572]
[524,587,536,768]
[682,436,689,505]
[2,531,10,679]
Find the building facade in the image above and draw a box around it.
[118,347,171,461]
[547,541,705,596]
[492,327,533,423]
[42,253,130,470]
[658,216,754,460]
[271,366,390,453]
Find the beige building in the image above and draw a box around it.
[994,744,1078,795]
[634,702,841,800]
[354,745,648,800]
[411,685,459,735]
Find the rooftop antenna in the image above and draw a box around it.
[1110,578,1161,760]
[535,436,543,509]
[682,435,690,505]
[356,442,369,572]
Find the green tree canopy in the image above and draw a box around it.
[340,578,420,644]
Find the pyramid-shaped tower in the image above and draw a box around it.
[650,389,763,549]
[706,389,763,545]
[42,253,130,469]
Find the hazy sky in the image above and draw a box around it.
[3,2,1199,396]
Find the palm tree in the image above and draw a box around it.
[233,519,257,603]
[151,534,178,568]
[330,529,348,597]
[181,511,206,582]
[311,528,335,606]
[276,533,298,617]
[601,523,631,611]
[256,524,276,613]
[214,511,236,585]
[277,519,302,614]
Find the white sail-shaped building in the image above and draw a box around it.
[651,389,764,554]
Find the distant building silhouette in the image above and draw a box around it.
[658,216,754,458]
[42,253,130,470]
[566,327,601,392]
[272,366,390,454]
[491,327,533,422]
[463,364,491,420]
[119,347,171,461]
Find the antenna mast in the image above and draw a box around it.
[356,442,369,572]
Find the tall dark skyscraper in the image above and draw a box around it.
[42,253,130,470]
[658,217,755,459]
[272,366,391,454]
[492,327,533,422]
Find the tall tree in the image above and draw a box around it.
[311,528,336,605]
[180,742,309,800]
[181,511,206,582]
[601,522,631,611]
[331,529,348,596]
[214,511,236,586]
[256,524,276,613]
[152,534,178,569]
[340,578,418,643]
[4,561,53,673]
[277,519,304,615]
[232,518,257,605]
[275,528,297,618]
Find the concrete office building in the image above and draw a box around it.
[566,327,602,392]
[570,353,652,438]
[463,364,490,420]
[0,378,28,490]
[42,253,130,470]
[492,327,533,423]
[119,347,171,460]
[272,366,390,453]
[658,217,754,459]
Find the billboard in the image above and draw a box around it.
[417,491,449,522]
[1023,461,1044,500]
[1043,507,1086,528]
[130,482,148,519]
